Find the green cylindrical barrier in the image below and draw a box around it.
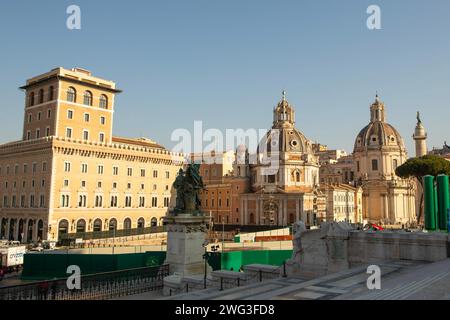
[437,175,450,231]
[423,175,436,230]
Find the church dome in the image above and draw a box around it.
[262,126,312,154]
[258,91,313,156]
[353,95,406,152]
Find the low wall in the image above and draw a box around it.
[287,222,450,278]
[348,231,449,265]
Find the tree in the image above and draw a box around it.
[396,155,450,223]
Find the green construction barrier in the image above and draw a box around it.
[219,250,292,271]
[437,175,450,231]
[423,175,437,231]
[22,251,166,280]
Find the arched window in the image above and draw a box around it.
[83,91,93,106]
[151,217,157,227]
[29,92,35,106]
[93,219,102,232]
[296,171,301,182]
[39,89,44,104]
[27,220,34,242]
[76,219,86,233]
[8,219,16,241]
[109,218,117,231]
[49,86,54,101]
[18,219,25,242]
[124,218,132,229]
[137,218,145,229]
[67,87,76,102]
[37,220,44,240]
[0,218,8,239]
[58,219,69,240]
[99,95,108,109]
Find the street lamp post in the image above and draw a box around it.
[202,240,209,289]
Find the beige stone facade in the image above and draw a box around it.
[0,68,184,242]
[320,183,363,223]
[353,95,416,225]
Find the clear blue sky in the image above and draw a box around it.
[0,0,449,155]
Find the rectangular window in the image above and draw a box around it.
[42,162,47,172]
[66,128,72,138]
[67,110,73,119]
[47,109,51,118]
[83,130,89,140]
[64,162,71,172]
[32,163,37,173]
[125,196,132,207]
[113,166,118,175]
[28,114,32,123]
[23,164,28,174]
[98,165,104,175]
[153,170,158,178]
[37,112,41,121]
[36,129,40,138]
[46,127,50,136]
[372,159,378,171]
[100,116,106,125]
[127,168,133,177]
[84,113,90,122]
[99,133,105,142]
[81,163,88,173]
[166,171,170,179]
[140,169,145,177]
[27,131,31,140]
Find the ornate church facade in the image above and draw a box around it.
[236,93,326,227]
[353,95,416,225]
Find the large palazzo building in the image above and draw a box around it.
[353,95,416,225]
[0,67,184,242]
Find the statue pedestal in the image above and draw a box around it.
[163,214,211,277]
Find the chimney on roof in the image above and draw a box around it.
[71,68,92,76]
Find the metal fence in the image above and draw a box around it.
[0,264,169,300]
